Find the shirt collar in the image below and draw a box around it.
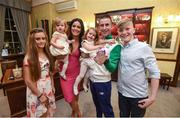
[105,34,112,39]
[123,38,138,48]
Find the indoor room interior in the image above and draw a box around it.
[0,0,180,117]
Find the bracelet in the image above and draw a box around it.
[37,93,43,99]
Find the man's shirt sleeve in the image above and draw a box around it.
[104,45,121,73]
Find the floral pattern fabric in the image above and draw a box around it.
[24,58,56,117]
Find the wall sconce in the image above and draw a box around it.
[156,15,180,23]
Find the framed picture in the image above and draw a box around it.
[151,27,179,53]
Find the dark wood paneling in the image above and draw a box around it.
[53,72,64,100]
[2,69,63,117]
[6,86,26,117]
[1,53,24,67]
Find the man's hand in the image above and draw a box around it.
[94,51,108,65]
[138,97,155,108]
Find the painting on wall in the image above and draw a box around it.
[151,27,179,53]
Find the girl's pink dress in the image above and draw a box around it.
[60,49,80,103]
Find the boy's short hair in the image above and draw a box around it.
[117,18,133,30]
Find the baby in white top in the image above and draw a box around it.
[50,17,72,80]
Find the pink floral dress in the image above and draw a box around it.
[24,58,56,117]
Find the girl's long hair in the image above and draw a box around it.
[68,18,85,52]
[26,28,54,82]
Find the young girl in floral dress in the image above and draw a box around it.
[23,28,56,117]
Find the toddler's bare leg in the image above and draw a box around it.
[60,55,69,80]
[73,61,88,95]
[83,71,90,92]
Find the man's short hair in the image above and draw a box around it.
[99,14,112,23]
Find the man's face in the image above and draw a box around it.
[99,18,112,37]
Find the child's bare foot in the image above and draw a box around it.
[60,72,66,80]
[73,85,79,95]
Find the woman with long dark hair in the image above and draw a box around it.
[59,18,85,117]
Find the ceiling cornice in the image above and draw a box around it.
[32,0,70,6]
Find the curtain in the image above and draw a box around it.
[0,0,31,12]
[10,8,29,52]
[0,5,5,51]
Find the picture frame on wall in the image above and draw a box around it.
[151,27,179,53]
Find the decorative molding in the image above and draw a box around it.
[52,0,69,4]
[32,0,49,7]
[32,0,71,6]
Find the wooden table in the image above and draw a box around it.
[160,73,172,90]
[1,69,64,117]
[2,69,26,117]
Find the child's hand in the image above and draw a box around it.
[99,44,105,48]
[54,60,60,71]
[71,39,75,43]
[67,39,75,44]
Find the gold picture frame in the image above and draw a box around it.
[151,27,179,54]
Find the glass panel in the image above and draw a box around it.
[8,43,14,54]
[4,8,22,54]
[135,13,151,22]
[14,43,21,53]
[9,8,13,19]
[13,32,19,42]
[10,20,16,30]
[5,19,10,30]
[4,32,12,42]
[5,8,8,18]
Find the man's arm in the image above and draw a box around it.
[138,45,160,108]
[138,78,159,108]
[150,79,159,101]
[104,45,121,73]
